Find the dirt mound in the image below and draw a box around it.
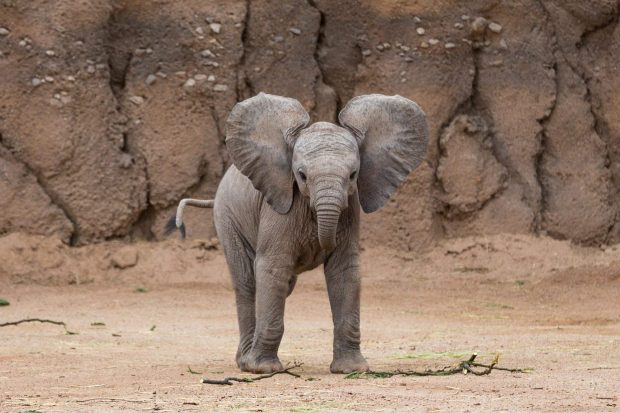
[1,0,620,250]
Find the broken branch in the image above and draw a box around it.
[0,318,77,335]
[201,362,303,385]
[345,353,531,379]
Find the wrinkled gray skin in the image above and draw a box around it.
[213,93,428,374]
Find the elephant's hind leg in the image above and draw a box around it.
[218,226,256,371]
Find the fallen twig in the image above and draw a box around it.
[345,354,531,379]
[0,318,77,335]
[201,362,303,385]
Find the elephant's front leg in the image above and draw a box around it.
[241,256,291,373]
[324,249,369,373]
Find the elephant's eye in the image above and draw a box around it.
[350,171,357,180]
[298,170,307,182]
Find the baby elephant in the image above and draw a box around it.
[170,92,428,374]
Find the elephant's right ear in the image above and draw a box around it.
[226,93,310,214]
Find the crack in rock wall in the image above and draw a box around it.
[1,0,620,250]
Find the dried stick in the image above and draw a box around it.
[0,318,77,335]
[201,362,303,385]
[345,354,531,379]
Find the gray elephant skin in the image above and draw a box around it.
[176,92,428,374]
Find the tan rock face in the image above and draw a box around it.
[1,0,620,249]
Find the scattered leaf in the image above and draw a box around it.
[0,298,10,306]
[91,322,106,326]
[187,366,203,375]
[134,287,148,293]
[150,325,156,331]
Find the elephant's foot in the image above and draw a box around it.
[330,351,369,374]
[238,352,284,374]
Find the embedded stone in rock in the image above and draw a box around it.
[110,246,139,269]
[289,27,302,35]
[145,74,157,85]
[210,23,221,34]
[416,27,426,35]
[129,95,145,105]
[183,78,196,90]
[213,84,228,92]
[437,115,508,216]
[200,49,215,58]
[488,22,503,33]
[0,27,9,36]
[471,17,488,35]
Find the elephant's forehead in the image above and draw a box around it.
[295,122,358,154]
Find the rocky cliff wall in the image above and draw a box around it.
[1,0,619,250]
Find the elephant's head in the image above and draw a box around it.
[226,92,428,251]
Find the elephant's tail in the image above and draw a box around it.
[164,198,214,239]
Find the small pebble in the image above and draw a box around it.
[146,48,153,54]
[428,38,439,45]
[44,76,54,83]
[274,35,284,43]
[362,49,372,56]
[461,15,470,21]
[289,27,301,35]
[416,27,425,35]
[445,42,456,49]
[207,75,215,82]
[87,65,96,74]
[134,48,146,56]
[194,73,207,81]
[404,56,413,62]
[45,50,56,57]
[253,66,261,72]
[145,74,157,85]
[32,77,42,87]
[18,40,27,47]
[383,42,391,49]
[129,95,145,105]
[95,63,105,70]
[454,22,464,29]
[66,75,76,82]
[400,45,410,52]
[156,71,167,78]
[195,27,204,35]
[213,84,228,92]
[210,23,221,34]
[488,22,502,33]
[413,16,422,23]
[175,71,187,77]
[0,27,9,36]
[420,41,429,48]
[399,70,406,76]
[376,44,384,51]
[499,39,508,49]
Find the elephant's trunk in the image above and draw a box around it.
[315,187,344,251]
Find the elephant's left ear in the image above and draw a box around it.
[226,93,310,214]
[338,94,428,213]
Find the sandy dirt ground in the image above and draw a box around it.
[1,233,619,412]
